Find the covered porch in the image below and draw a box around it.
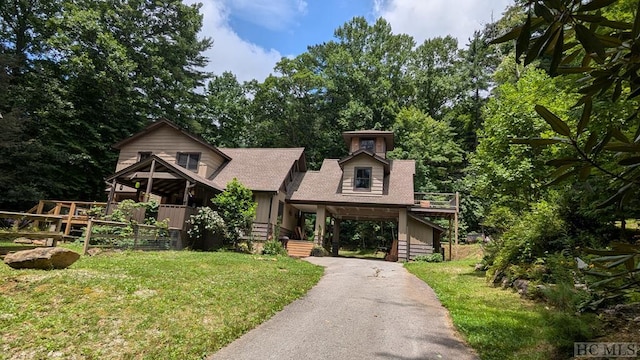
[105,155,222,230]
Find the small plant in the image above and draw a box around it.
[414,253,444,263]
[212,178,257,247]
[311,246,329,257]
[262,240,287,256]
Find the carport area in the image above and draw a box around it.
[290,202,443,261]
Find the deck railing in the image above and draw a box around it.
[413,192,459,211]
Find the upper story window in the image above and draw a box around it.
[177,152,200,172]
[138,152,152,161]
[354,167,372,191]
[360,139,375,152]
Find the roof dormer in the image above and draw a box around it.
[342,130,395,158]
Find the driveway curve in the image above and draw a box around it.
[209,257,478,360]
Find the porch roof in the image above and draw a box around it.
[106,155,223,195]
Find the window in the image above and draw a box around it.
[360,139,375,152]
[354,167,372,191]
[176,152,200,171]
[138,152,152,161]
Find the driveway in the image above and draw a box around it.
[209,257,478,360]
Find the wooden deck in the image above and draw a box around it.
[0,211,65,254]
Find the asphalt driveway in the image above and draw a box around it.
[208,257,478,360]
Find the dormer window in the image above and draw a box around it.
[177,152,200,171]
[360,139,375,152]
[354,167,372,191]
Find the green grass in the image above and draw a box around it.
[0,248,323,359]
[406,260,597,360]
[338,248,386,259]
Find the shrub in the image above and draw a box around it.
[311,246,329,257]
[212,178,257,247]
[262,240,288,256]
[186,207,225,248]
[414,253,443,263]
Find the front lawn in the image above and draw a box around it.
[406,260,597,360]
[0,249,323,359]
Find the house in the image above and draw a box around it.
[105,119,456,260]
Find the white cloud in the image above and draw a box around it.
[374,0,513,47]
[185,0,286,83]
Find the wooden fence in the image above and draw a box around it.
[0,211,65,254]
[82,219,182,254]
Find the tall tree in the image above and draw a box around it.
[0,0,211,209]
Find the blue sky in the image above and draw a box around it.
[187,0,514,82]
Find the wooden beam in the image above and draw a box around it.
[105,179,117,214]
[144,159,156,202]
[127,172,182,180]
[182,181,191,205]
[64,202,77,236]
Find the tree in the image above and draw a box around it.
[388,107,464,192]
[491,0,640,302]
[212,179,257,247]
[0,0,211,209]
[203,72,252,147]
[469,67,578,211]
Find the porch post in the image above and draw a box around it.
[144,159,156,202]
[182,181,191,205]
[332,218,341,257]
[398,208,408,261]
[105,179,116,214]
[314,205,326,246]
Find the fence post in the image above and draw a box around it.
[83,218,93,255]
[133,224,139,249]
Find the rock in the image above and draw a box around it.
[513,279,529,295]
[4,247,80,270]
[86,248,103,256]
[32,240,46,246]
[13,237,33,244]
[474,263,487,271]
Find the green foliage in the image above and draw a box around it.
[212,179,257,247]
[485,200,567,280]
[0,0,211,209]
[585,242,640,303]
[493,0,640,304]
[407,260,600,359]
[186,206,225,248]
[389,107,464,191]
[413,253,444,263]
[311,246,329,257]
[261,240,288,256]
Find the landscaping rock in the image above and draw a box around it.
[4,247,80,270]
[86,248,103,256]
[513,279,529,296]
[13,237,33,244]
[474,263,487,271]
[32,240,46,246]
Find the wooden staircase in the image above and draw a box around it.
[286,240,314,258]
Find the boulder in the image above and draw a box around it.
[13,237,33,244]
[4,247,80,270]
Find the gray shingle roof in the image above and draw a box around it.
[212,148,305,192]
[289,158,415,206]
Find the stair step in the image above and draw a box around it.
[286,240,314,257]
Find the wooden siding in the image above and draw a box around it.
[407,216,435,259]
[254,193,272,223]
[341,157,384,196]
[349,136,387,157]
[158,205,197,229]
[116,125,225,178]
